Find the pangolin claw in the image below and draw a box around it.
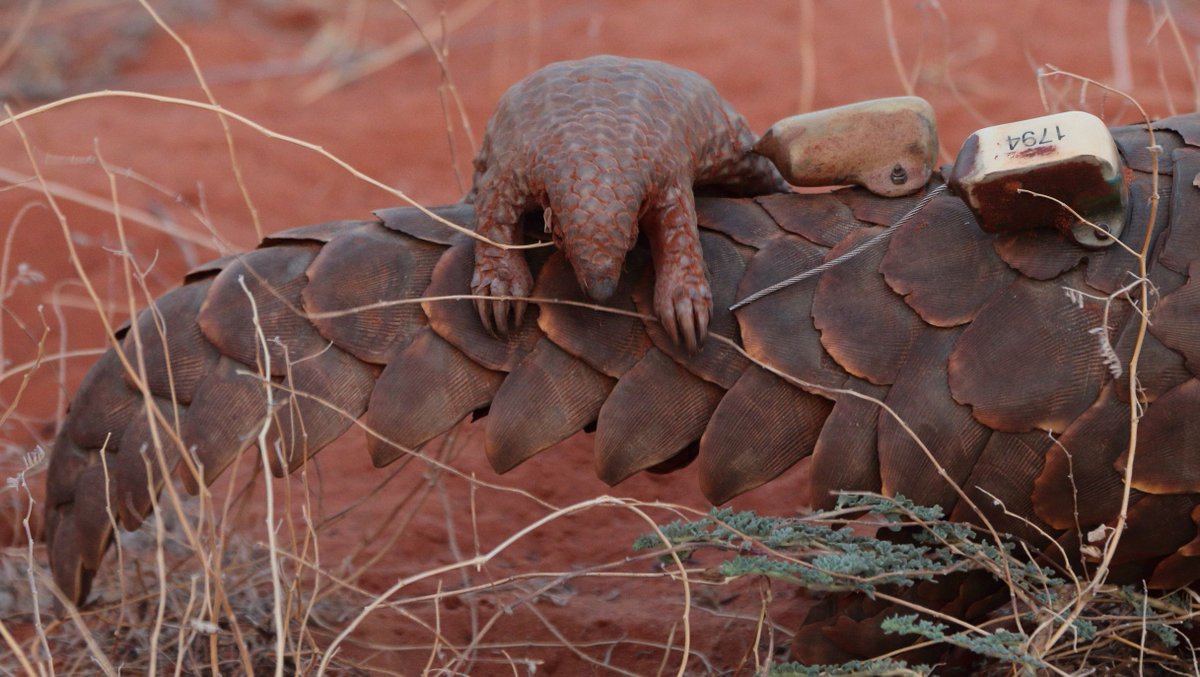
[471,245,533,336]
[655,277,713,355]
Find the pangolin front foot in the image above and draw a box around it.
[647,185,712,354]
[471,243,532,336]
[654,255,712,354]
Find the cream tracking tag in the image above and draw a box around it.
[949,111,1127,248]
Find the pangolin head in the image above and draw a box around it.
[554,206,638,301]
[547,174,643,302]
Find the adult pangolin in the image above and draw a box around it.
[38,54,1200,665]
[469,55,789,352]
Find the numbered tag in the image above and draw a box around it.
[948,111,1127,247]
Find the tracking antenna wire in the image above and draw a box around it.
[728,183,949,311]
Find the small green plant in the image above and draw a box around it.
[634,494,1200,674]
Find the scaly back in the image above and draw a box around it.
[45,115,1200,612]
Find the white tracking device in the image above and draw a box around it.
[948,111,1128,248]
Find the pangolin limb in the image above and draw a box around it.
[43,116,1200,655]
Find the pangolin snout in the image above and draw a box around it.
[571,252,623,302]
[583,274,618,302]
[554,202,637,303]
[549,170,641,304]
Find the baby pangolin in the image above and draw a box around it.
[469,55,789,352]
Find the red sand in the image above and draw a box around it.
[1,0,1196,672]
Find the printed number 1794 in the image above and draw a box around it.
[1006,126,1066,151]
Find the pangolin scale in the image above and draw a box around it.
[43,112,1200,661]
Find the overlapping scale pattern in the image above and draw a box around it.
[42,117,1200,656]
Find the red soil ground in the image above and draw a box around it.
[1,0,1197,673]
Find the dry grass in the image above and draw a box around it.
[1,1,1199,675]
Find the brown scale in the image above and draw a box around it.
[697,365,832,505]
[992,225,1088,281]
[1112,300,1191,403]
[1119,378,1200,494]
[735,234,848,393]
[694,196,781,249]
[535,250,651,378]
[879,327,991,511]
[1149,550,1200,589]
[120,281,219,404]
[1111,125,1180,175]
[1178,505,1200,557]
[834,181,939,227]
[65,348,140,450]
[1108,254,1189,409]
[184,254,234,283]
[1086,178,1170,294]
[302,222,444,364]
[1106,494,1200,567]
[880,194,1017,327]
[45,434,95,511]
[1157,113,1200,146]
[791,597,933,667]
[787,597,854,666]
[49,505,85,604]
[632,231,751,389]
[263,219,377,245]
[812,226,926,386]
[949,268,1119,433]
[1149,261,1200,375]
[1150,258,1189,297]
[70,464,118,570]
[923,570,1008,619]
[363,327,504,467]
[180,356,274,493]
[1051,504,1171,583]
[47,448,108,554]
[949,431,1053,545]
[114,397,182,530]
[593,348,723,485]
[1148,151,1200,276]
[644,442,700,475]
[376,202,476,246]
[42,483,64,563]
[755,192,862,248]
[423,240,544,371]
[809,377,887,510]
[1032,384,1143,529]
[197,244,323,376]
[267,342,379,475]
[485,337,614,473]
[960,575,1015,622]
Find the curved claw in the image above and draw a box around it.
[495,299,511,335]
[660,300,679,346]
[471,247,533,337]
[655,278,712,355]
[475,297,498,338]
[513,299,527,329]
[677,296,697,353]
[695,302,710,344]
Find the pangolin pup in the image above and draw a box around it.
[469,55,789,351]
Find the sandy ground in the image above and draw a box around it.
[1,0,1198,673]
